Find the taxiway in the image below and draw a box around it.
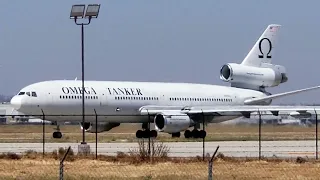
[0,140,318,158]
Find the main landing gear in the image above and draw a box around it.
[184,129,206,139]
[52,124,62,139]
[136,123,158,138]
[171,132,181,138]
[170,129,206,139]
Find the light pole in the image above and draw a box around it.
[70,4,101,145]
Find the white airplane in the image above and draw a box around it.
[10,24,320,139]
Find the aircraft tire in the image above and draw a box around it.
[172,132,181,138]
[199,130,206,139]
[143,129,150,138]
[150,130,158,138]
[192,129,199,138]
[184,130,192,138]
[53,131,62,139]
[136,130,144,138]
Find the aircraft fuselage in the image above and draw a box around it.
[10,80,268,123]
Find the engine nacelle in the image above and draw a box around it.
[154,113,194,133]
[289,111,312,119]
[80,122,120,133]
[220,63,288,88]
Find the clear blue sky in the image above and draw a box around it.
[0,0,320,104]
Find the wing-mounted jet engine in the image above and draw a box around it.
[154,112,206,138]
[80,122,120,133]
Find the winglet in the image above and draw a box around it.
[244,85,320,105]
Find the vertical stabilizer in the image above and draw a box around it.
[241,24,281,67]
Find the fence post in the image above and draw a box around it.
[41,109,45,158]
[208,161,213,180]
[59,161,64,180]
[314,108,318,160]
[148,112,151,158]
[202,111,205,161]
[94,109,98,159]
[208,146,220,180]
[59,146,71,180]
[258,109,262,160]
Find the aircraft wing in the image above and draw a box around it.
[139,85,320,117]
[139,105,320,116]
[244,85,320,105]
[139,105,186,115]
[180,105,320,115]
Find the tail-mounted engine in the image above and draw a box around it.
[220,63,288,90]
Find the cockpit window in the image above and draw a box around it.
[32,92,37,97]
[17,91,37,97]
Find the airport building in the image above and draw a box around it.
[0,102,30,124]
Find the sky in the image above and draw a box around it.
[0,0,320,104]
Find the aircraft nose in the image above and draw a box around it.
[10,96,21,110]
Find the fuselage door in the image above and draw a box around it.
[100,93,108,107]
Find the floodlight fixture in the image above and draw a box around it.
[70,3,101,145]
[70,4,86,19]
[85,4,101,19]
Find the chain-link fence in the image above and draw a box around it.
[1,141,320,180]
[0,111,320,179]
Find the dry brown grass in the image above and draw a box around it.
[0,153,320,180]
[0,124,316,143]
[0,141,319,180]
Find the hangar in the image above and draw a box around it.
[0,102,33,124]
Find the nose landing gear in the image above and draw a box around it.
[52,124,62,139]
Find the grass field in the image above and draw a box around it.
[0,123,317,143]
[0,153,319,180]
[0,123,317,179]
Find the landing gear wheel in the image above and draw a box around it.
[136,129,158,138]
[199,130,206,139]
[172,132,181,138]
[184,130,192,138]
[150,130,158,138]
[53,131,62,139]
[143,129,150,138]
[136,130,143,138]
[192,129,199,138]
[184,129,206,138]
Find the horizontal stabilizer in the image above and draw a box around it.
[244,85,320,105]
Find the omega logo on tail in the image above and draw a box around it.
[258,38,272,59]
